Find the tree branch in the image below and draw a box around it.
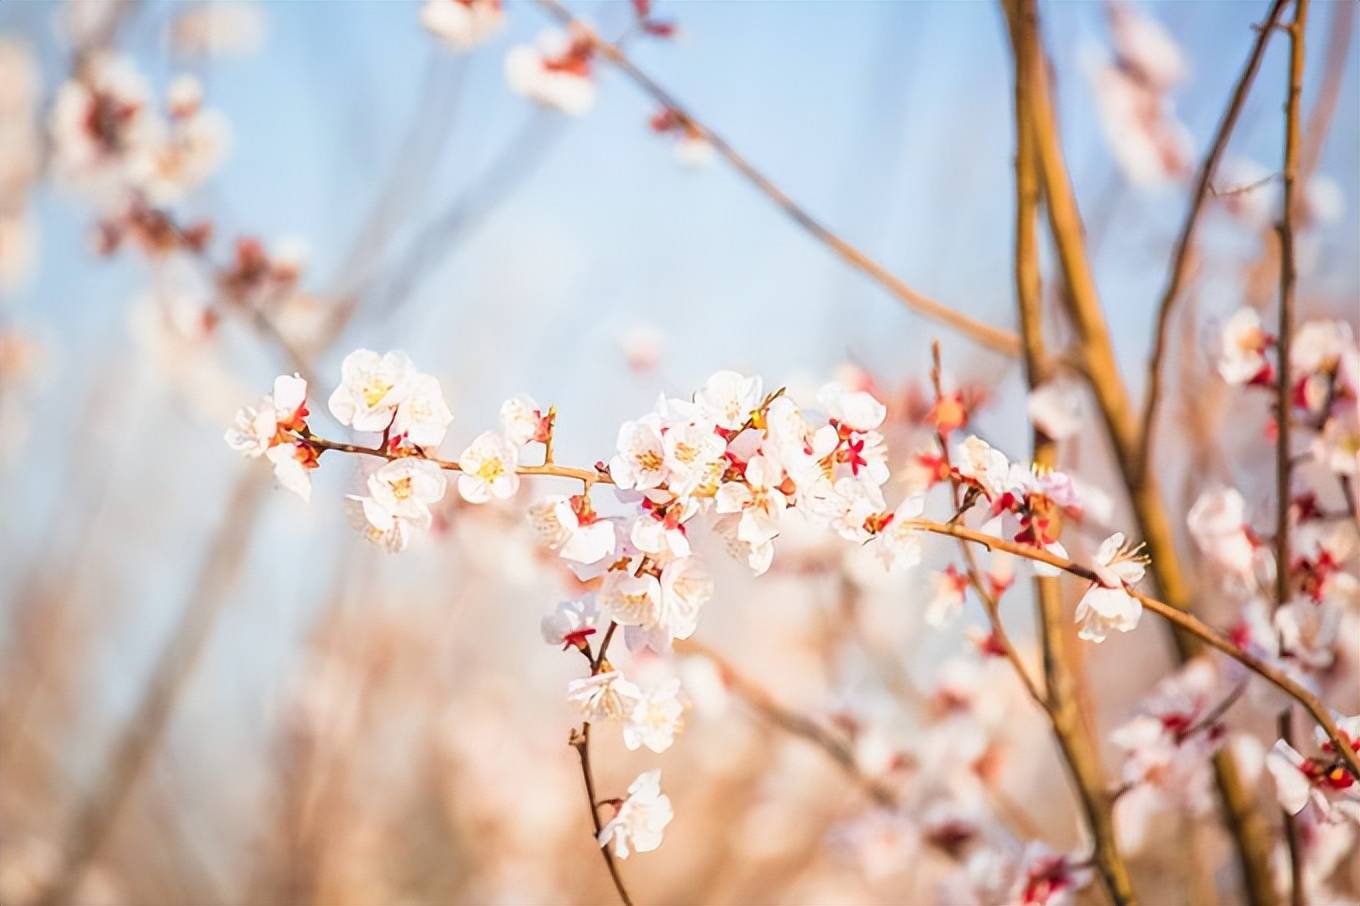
[533,0,1023,358]
[1137,0,1291,482]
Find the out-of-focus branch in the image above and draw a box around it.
[674,638,898,809]
[901,518,1360,783]
[534,0,1023,358]
[572,622,634,906]
[1275,4,1310,904]
[1004,6,1135,902]
[1007,2,1281,900]
[35,470,274,906]
[1137,0,1290,483]
[1300,0,1353,184]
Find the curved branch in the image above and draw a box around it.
[533,0,1023,358]
[902,518,1360,782]
[1137,0,1291,482]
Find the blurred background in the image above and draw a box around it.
[0,1,1356,903]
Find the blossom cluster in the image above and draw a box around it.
[224,358,1165,868]
[50,55,230,207]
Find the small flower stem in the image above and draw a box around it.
[1137,0,1291,482]
[1004,10,1134,901]
[533,0,1022,358]
[1276,4,1310,904]
[301,433,612,487]
[570,723,634,906]
[901,517,1360,783]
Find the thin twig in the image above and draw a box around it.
[1010,2,1281,897]
[533,0,1022,358]
[570,723,634,906]
[900,518,1360,782]
[1276,4,1310,904]
[1004,4,1136,901]
[1138,0,1291,482]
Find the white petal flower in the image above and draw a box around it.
[1076,533,1146,642]
[623,679,685,753]
[598,769,673,858]
[1265,739,1315,816]
[541,596,598,648]
[457,430,520,502]
[224,400,277,457]
[567,670,641,722]
[391,373,453,448]
[499,393,545,447]
[1186,487,1256,579]
[505,29,595,116]
[328,349,416,432]
[694,370,763,430]
[1313,407,1360,476]
[529,495,617,564]
[657,557,712,643]
[876,495,925,570]
[954,435,1010,498]
[367,457,447,528]
[420,0,504,51]
[609,418,666,490]
[1027,379,1083,440]
[1212,308,1271,386]
[817,382,886,431]
[597,570,662,627]
[266,443,312,502]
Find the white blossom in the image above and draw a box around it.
[421,0,504,51]
[694,370,763,430]
[541,596,598,648]
[457,430,520,502]
[597,769,673,858]
[328,349,416,433]
[623,679,685,753]
[505,28,595,116]
[1075,532,1146,642]
[567,670,641,722]
[391,373,454,448]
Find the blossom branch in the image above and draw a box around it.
[570,722,634,906]
[1004,7,1136,901]
[1275,4,1310,903]
[674,639,898,808]
[1137,0,1290,483]
[299,432,610,488]
[533,0,1023,358]
[1006,1,1281,896]
[902,518,1360,782]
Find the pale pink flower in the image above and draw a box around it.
[1187,486,1258,579]
[817,381,886,432]
[540,596,598,649]
[695,369,763,430]
[598,770,673,858]
[529,495,617,564]
[421,0,504,52]
[457,430,520,502]
[623,679,685,753]
[1075,533,1146,642]
[1313,407,1360,476]
[1027,379,1084,440]
[391,373,454,448]
[597,570,662,628]
[505,28,595,116]
[327,349,416,432]
[609,417,666,490]
[567,670,641,722]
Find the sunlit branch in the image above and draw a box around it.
[1137,0,1290,483]
[902,518,1360,783]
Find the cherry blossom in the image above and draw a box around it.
[1075,533,1147,642]
[540,596,598,650]
[1186,487,1259,580]
[504,28,596,117]
[609,417,667,490]
[327,349,416,433]
[567,670,642,722]
[597,769,673,858]
[224,373,315,501]
[1026,379,1084,441]
[390,373,454,448]
[529,495,617,564]
[420,0,504,52]
[695,369,763,430]
[457,430,520,503]
[1266,717,1360,822]
[499,393,550,448]
[622,679,685,753]
[926,565,970,628]
[1212,307,1273,386]
[350,458,448,549]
